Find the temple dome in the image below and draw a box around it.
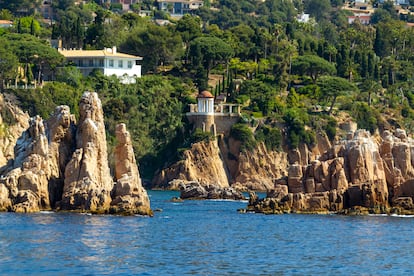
[197,91,214,98]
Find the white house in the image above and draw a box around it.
[347,13,371,25]
[58,46,143,84]
[0,20,13,28]
[296,13,310,23]
[157,0,203,16]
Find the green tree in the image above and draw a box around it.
[85,7,110,49]
[175,14,202,64]
[292,55,336,83]
[189,36,234,88]
[15,16,41,36]
[52,0,75,10]
[359,79,382,106]
[228,24,256,60]
[0,9,13,20]
[121,23,184,73]
[304,0,331,21]
[317,76,357,114]
[5,33,64,86]
[56,66,83,88]
[230,123,257,151]
[0,0,39,14]
[0,41,18,91]
[283,107,314,148]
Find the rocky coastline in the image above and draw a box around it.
[240,129,414,215]
[0,92,152,215]
[156,127,414,215]
[3,91,414,215]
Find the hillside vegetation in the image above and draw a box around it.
[1,0,414,178]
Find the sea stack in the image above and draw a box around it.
[60,92,114,213]
[110,123,152,215]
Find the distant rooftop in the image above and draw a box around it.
[59,47,142,60]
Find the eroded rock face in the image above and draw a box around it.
[0,115,61,212]
[232,142,288,191]
[60,92,113,212]
[152,139,230,189]
[0,94,30,169]
[247,129,414,215]
[110,123,152,215]
[0,92,151,215]
[153,139,289,192]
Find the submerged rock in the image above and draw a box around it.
[178,180,245,200]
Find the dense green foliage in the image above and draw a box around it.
[1,0,414,177]
[230,123,257,151]
[92,74,193,178]
[255,125,282,151]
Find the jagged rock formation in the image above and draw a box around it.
[0,92,151,215]
[223,138,289,191]
[246,129,414,215]
[152,139,230,189]
[154,124,414,214]
[60,92,114,212]
[110,123,152,215]
[153,132,333,192]
[0,94,30,169]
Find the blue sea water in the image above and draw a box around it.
[0,190,414,275]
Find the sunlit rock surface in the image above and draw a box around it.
[0,92,151,215]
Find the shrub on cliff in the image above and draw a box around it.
[255,125,282,151]
[321,115,337,141]
[351,102,380,134]
[190,128,214,144]
[10,82,81,119]
[230,123,257,151]
[283,108,315,149]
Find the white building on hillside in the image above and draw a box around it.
[157,0,203,16]
[59,47,143,84]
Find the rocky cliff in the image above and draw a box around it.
[153,124,414,214]
[0,94,30,169]
[247,129,414,215]
[0,92,152,215]
[152,131,333,192]
[152,139,230,189]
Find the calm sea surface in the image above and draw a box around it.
[0,190,414,275]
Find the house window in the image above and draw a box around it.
[118,60,123,68]
[109,59,114,67]
[78,59,83,67]
[128,61,132,68]
[99,59,104,67]
[89,59,93,67]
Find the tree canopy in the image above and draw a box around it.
[292,55,336,83]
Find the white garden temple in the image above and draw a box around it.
[186,91,241,135]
